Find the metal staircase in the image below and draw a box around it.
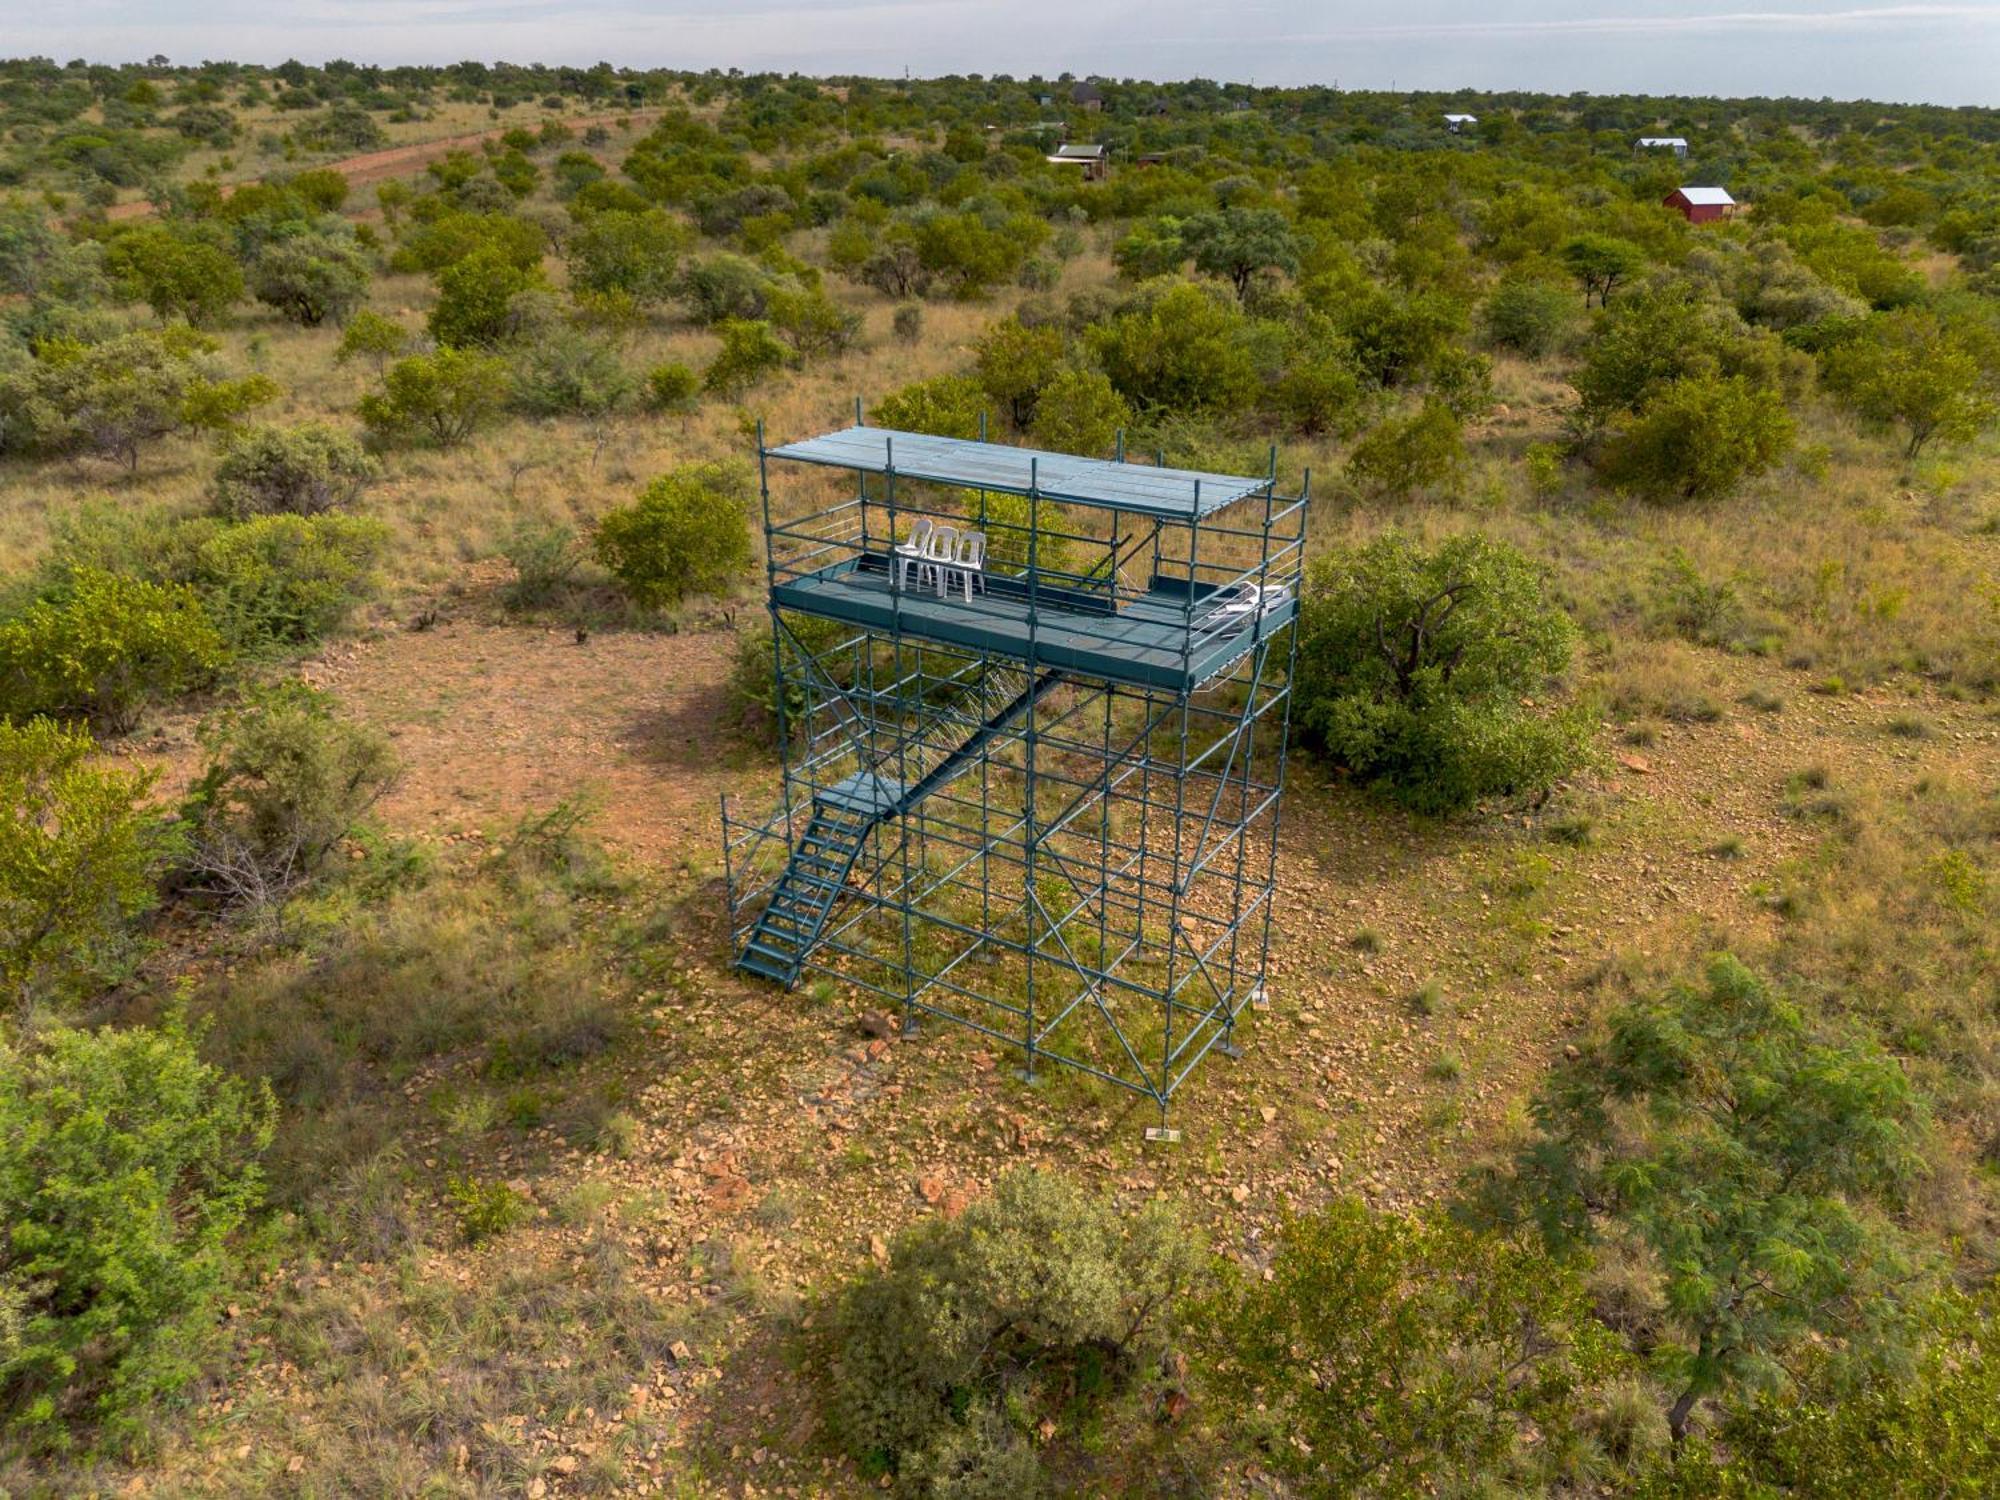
[733,665,1062,987]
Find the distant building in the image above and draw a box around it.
[1035,92,1054,108]
[1070,81,1104,112]
[1665,185,1736,223]
[1638,136,1689,159]
[1443,113,1478,133]
[1045,142,1110,181]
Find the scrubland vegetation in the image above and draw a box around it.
[0,54,1997,1496]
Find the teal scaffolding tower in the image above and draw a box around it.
[720,416,1306,1115]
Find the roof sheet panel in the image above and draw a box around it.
[764,426,1272,519]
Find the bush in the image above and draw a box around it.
[1088,280,1263,415]
[593,462,753,609]
[642,360,699,413]
[179,513,387,653]
[210,423,378,519]
[1820,307,1997,460]
[702,317,789,398]
[1028,366,1130,456]
[500,520,583,611]
[768,283,861,360]
[1199,1200,1621,1497]
[106,225,243,327]
[974,315,1064,427]
[359,347,511,447]
[1345,398,1469,501]
[1598,375,1795,502]
[1295,533,1590,814]
[0,327,275,470]
[0,1017,274,1448]
[428,244,544,348]
[891,302,923,344]
[332,309,408,372]
[507,327,633,419]
[821,1169,1199,1490]
[180,681,397,909]
[0,569,225,733]
[249,233,370,327]
[870,372,985,440]
[0,719,168,1013]
[1482,276,1579,356]
[564,208,688,306]
[1273,326,1367,437]
[675,254,779,324]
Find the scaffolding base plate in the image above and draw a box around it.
[1143,1126,1182,1145]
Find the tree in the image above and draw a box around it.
[106,226,243,327]
[1598,374,1795,501]
[564,208,689,307]
[870,373,985,440]
[1345,399,1469,501]
[0,569,226,734]
[1821,308,1997,460]
[912,209,1045,298]
[1294,533,1590,814]
[0,328,274,470]
[857,238,930,299]
[1561,233,1647,307]
[1087,280,1262,415]
[1181,207,1301,299]
[766,283,861,360]
[1571,285,1789,430]
[593,462,753,609]
[180,681,396,909]
[332,309,408,373]
[823,1169,1198,1491]
[358,347,512,447]
[1112,217,1187,280]
[0,719,169,1015]
[0,1017,274,1446]
[701,318,790,398]
[1482,275,1580,356]
[1482,954,1923,1446]
[210,422,378,518]
[1275,321,1368,438]
[974,315,1065,428]
[249,233,370,327]
[428,243,543,348]
[1028,365,1130,456]
[1200,1200,1621,1497]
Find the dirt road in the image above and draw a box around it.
[104,107,665,221]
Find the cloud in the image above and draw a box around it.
[1237,4,2000,43]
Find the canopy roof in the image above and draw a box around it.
[766,426,1273,520]
[1674,185,1736,205]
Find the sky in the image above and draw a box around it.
[12,1,2000,107]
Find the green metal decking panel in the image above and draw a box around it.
[770,557,1295,693]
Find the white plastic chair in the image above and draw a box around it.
[944,529,987,602]
[919,524,959,595]
[893,517,935,591]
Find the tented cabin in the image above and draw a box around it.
[1665,185,1736,223]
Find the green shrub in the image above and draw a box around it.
[507,326,633,419]
[822,1169,1199,1491]
[870,372,985,439]
[359,347,511,447]
[0,569,224,733]
[973,315,1065,427]
[565,208,688,307]
[1482,275,1581,355]
[0,718,168,1013]
[593,462,753,609]
[1820,307,1997,460]
[1027,365,1130,456]
[1560,232,1647,307]
[891,302,923,344]
[210,422,378,519]
[249,233,370,327]
[1598,375,1795,502]
[725,612,856,749]
[0,1017,274,1448]
[180,513,387,653]
[332,309,408,372]
[702,317,789,398]
[642,360,699,413]
[445,1175,527,1243]
[428,243,544,348]
[1087,280,1262,415]
[1345,398,1469,501]
[768,283,862,359]
[1273,332,1367,438]
[1480,953,1924,1446]
[500,519,583,611]
[1295,533,1590,814]
[1199,1199,1621,1497]
[675,253,779,324]
[105,224,243,327]
[180,681,397,909]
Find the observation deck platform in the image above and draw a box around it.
[769,553,1295,694]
